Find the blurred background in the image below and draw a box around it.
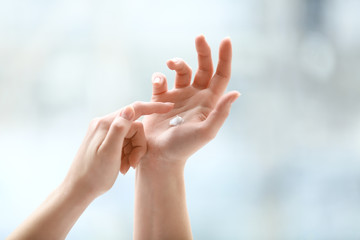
[1,0,360,239]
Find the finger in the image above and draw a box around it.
[98,106,134,156]
[123,140,132,155]
[209,37,232,95]
[132,101,174,120]
[125,122,146,168]
[103,101,174,123]
[86,117,113,146]
[120,154,131,175]
[152,72,168,96]
[201,91,240,139]
[193,35,214,89]
[166,58,192,88]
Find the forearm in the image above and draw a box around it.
[7,179,95,240]
[134,159,192,240]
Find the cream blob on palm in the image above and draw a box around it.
[169,115,184,126]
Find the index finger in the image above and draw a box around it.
[131,101,174,120]
[103,101,174,122]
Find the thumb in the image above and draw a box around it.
[98,105,135,156]
[202,91,240,139]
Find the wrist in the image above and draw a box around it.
[61,176,98,205]
[137,155,186,178]
[134,155,191,240]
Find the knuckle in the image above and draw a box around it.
[89,117,101,130]
[112,120,126,132]
[89,117,110,131]
[98,119,110,129]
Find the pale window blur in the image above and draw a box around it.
[1,0,359,239]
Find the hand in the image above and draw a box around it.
[142,35,240,168]
[64,101,173,198]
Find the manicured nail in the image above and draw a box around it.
[120,105,134,121]
[153,77,162,84]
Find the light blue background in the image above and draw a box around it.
[1,0,360,239]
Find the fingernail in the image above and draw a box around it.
[172,57,180,63]
[230,92,241,103]
[120,105,135,121]
[153,77,162,84]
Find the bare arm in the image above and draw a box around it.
[7,102,173,240]
[134,160,191,240]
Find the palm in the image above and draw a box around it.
[142,35,239,163]
[143,87,213,161]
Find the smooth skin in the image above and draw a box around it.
[134,35,240,240]
[7,102,173,240]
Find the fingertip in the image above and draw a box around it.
[219,36,231,48]
[151,73,167,91]
[220,91,241,106]
[220,37,232,52]
[151,73,167,95]
[120,164,130,175]
[119,105,135,121]
[196,34,206,42]
[229,91,241,103]
[152,75,162,84]
[153,78,162,86]
[167,58,181,69]
[166,59,174,68]
[222,36,232,44]
[171,57,181,63]
[152,72,166,81]
[166,60,176,70]
[195,35,209,50]
[230,95,240,104]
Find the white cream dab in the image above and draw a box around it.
[169,115,184,126]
